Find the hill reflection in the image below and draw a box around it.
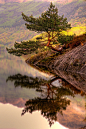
[6,74,86,128]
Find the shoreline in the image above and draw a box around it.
[26,43,86,93]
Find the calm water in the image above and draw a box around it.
[0,48,86,129]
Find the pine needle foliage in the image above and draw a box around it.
[22,2,71,46]
[22,2,71,33]
[6,40,40,56]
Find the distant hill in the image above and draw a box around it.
[57,0,86,26]
[0,1,50,27]
[0,0,85,28]
[0,0,75,4]
[0,1,50,45]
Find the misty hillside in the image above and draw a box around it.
[0,0,85,28]
[0,0,76,4]
[0,1,50,27]
[57,0,86,26]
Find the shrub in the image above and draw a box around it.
[57,34,75,45]
[68,34,86,49]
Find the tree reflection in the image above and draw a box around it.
[6,73,47,92]
[6,73,74,99]
[22,97,70,127]
[6,74,85,127]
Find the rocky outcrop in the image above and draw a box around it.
[51,43,86,92]
[27,43,86,93]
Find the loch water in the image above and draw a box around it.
[0,48,86,129]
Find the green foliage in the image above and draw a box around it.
[22,2,71,33]
[21,2,71,48]
[6,2,71,56]
[6,40,40,56]
[57,34,75,45]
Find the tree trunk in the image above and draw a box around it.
[47,33,51,46]
[47,39,51,46]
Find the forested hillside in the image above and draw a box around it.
[0,0,85,27]
[0,1,50,27]
[0,1,49,47]
[57,0,86,26]
[0,0,76,4]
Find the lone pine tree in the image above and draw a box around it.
[22,2,71,46]
[6,2,71,56]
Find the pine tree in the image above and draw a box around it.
[6,2,71,56]
[22,2,71,47]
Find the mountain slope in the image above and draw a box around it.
[0,1,49,27]
[0,0,85,28]
[0,1,50,46]
[0,0,75,4]
[57,0,86,26]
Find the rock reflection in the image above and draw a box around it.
[54,68,86,93]
[6,74,86,128]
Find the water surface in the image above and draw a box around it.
[0,48,86,129]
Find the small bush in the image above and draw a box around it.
[57,34,75,45]
[67,34,86,49]
[36,36,43,40]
